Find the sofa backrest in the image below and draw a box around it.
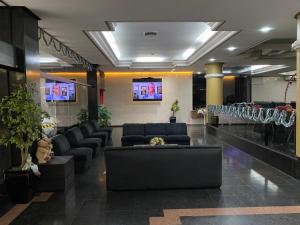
[89,120,100,131]
[105,145,222,190]
[123,123,188,136]
[51,134,71,155]
[65,127,84,146]
[145,123,168,135]
[80,123,94,138]
[166,123,187,135]
[123,124,145,136]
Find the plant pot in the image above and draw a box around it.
[5,170,34,204]
[169,116,176,123]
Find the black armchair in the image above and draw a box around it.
[80,123,108,147]
[65,127,102,158]
[51,134,93,172]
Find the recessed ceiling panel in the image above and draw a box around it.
[86,21,238,69]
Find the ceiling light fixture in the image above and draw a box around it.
[227,46,238,51]
[39,57,58,63]
[134,56,165,63]
[102,31,121,59]
[259,26,273,33]
[209,58,216,62]
[197,29,216,43]
[182,48,196,59]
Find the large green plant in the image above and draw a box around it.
[170,100,180,117]
[0,84,41,170]
[98,106,112,127]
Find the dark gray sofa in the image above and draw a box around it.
[80,122,109,147]
[51,134,93,173]
[105,145,222,190]
[65,127,102,158]
[121,123,190,146]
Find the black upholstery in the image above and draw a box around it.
[80,123,108,147]
[89,120,113,140]
[105,145,222,190]
[121,123,190,146]
[51,134,93,172]
[123,124,145,136]
[65,127,102,158]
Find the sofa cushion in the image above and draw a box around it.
[77,138,102,149]
[123,124,145,136]
[51,135,71,155]
[65,127,84,146]
[166,123,187,135]
[66,147,93,161]
[165,135,190,144]
[80,123,95,138]
[145,135,167,143]
[121,135,145,146]
[145,123,167,135]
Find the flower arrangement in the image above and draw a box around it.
[150,137,165,146]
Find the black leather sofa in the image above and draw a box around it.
[51,134,93,173]
[80,122,108,147]
[121,123,190,146]
[65,127,102,158]
[88,120,113,141]
[105,145,222,190]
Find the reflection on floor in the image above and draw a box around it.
[1,125,300,225]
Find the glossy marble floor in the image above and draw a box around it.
[2,125,300,225]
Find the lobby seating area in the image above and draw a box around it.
[1,2,300,225]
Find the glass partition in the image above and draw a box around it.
[207,104,296,156]
[40,76,88,136]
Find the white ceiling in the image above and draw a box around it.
[4,0,300,73]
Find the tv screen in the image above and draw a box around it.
[132,78,162,101]
[45,79,76,102]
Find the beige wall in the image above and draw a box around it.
[105,73,195,126]
[40,73,88,127]
[252,76,296,103]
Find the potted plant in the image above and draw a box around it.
[170,100,180,123]
[0,84,42,203]
[98,106,112,127]
[77,108,89,124]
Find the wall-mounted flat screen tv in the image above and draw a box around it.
[45,79,76,102]
[132,78,162,101]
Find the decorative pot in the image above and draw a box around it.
[5,170,34,204]
[169,116,176,123]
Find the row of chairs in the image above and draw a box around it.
[51,120,112,173]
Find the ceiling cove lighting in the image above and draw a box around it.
[239,65,288,74]
[227,46,238,51]
[134,56,165,63]
[102,31,121,59]
[197,29,217,43]
[39,57,58,63]
[182,48,196,59]
[259,26,273,33]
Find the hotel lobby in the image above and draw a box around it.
[1,0,300,224]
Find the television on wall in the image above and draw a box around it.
[45,79,76,102]
[132,78,162,101]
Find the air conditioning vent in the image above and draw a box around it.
[144,31,158,37]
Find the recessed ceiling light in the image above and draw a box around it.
[259,26,273,33]
[182,48,196,59]
[39,57,58,63]
[134,56,165,63]
[209,58,216,62]
[227,46,238,51]
[196,71,202,74]
[171,68,176,72]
